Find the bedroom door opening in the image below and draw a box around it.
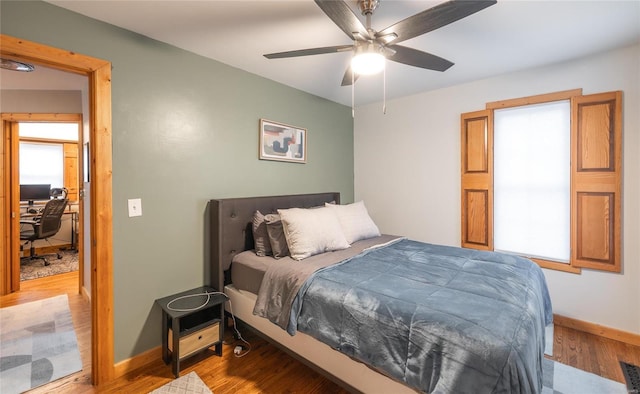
[0,34,114,385]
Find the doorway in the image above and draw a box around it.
[12,119,84,285]
[0,34,114,384]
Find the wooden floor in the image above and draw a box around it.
[2,271,638,393]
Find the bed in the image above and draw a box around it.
[209,192,552,393]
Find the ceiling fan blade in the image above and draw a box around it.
[315,0,370,41]
[264,45,353,59]
[340,65,360,86]
[387,45,454,72]
[377,0,496,45]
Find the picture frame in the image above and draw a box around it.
[259,119,307,163]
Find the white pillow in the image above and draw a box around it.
[324,201,380,244]
[278,207,350,260]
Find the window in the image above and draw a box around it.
[461,90,622,273]
[494,101,570,263]
[18,122,80,201]
[19,142,64,188]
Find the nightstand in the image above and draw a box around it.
[155,286,225,377]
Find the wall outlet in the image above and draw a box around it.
[128,198,142,217]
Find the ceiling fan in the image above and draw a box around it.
[264,0,497,86]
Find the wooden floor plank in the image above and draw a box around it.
[2,271,639,393]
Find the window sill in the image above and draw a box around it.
[532,257,581,274]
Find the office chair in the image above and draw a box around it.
[50,187,68,199]
[20,198,68,266]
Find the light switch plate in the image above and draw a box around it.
[128,198,142,217]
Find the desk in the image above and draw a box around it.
[20,206,78,251]
[155,286,225,377]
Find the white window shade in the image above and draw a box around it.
[494,101,570,262]
[19,142,64,188]
[19,122,78,141]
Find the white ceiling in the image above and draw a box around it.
[0,64,87,91]
[3,1,640,107]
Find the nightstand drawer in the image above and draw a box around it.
[169,322,220,359]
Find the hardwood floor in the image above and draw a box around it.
[2,271,638,393]
[550,324,640,384]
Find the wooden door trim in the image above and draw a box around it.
[8,121,20,292]
[1,34,114,384]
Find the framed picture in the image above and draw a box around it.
[259,119,307,163]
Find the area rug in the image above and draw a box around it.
[543,358,627,393]
[21,250,78,281]
[150,371,212,394]
[0,295,82,394]
[545,323,553,356]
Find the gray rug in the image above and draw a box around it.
[0,295,82,394]
[543,358,627,393]
[150,371,212,394]
[545,324,553,356]
[21,250,78,281]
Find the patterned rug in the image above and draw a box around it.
[0,295,82,394]
[150,371,212,394]
[20,250,78,281]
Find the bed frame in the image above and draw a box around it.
[208,192,414,394]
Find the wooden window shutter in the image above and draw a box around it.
[63,142,79,201]
[571,91,622,272]
[460,110,493,250]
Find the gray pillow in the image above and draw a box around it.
[252,210,272,257]
[264,213,289,259]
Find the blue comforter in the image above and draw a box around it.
[292,239,552,393]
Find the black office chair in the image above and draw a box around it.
[20,198,68,266]
[50,187,68,199]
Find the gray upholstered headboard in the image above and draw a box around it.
[208,192,340,291]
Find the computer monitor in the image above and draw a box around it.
[20,184,51,205]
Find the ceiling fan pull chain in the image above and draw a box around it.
[352,70,355,118]
[383,66,387,114]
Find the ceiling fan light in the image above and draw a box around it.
[351,52,385,75]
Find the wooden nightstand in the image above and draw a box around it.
[155,286,225,377]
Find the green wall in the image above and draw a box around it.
[1,1,354,362]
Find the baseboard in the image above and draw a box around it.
[113,345,162,379]
[554,314,640,347]
[20,244,72,256]
[81,285,91,302]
